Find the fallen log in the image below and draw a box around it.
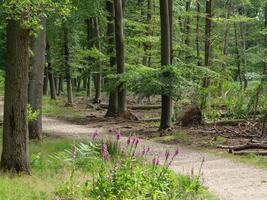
[217,143,267,151]
[99,104,161,110]
[206,119,247,126]
[233,150,267,156]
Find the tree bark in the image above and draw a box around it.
[184,0,191,63]
[93,17,102,104]
[106,0,118,117]
[114,0,127,115]
[196,0,201,66]
[43,67,48,95]
[203,0,212,87]
[63,23,73,105]
[159,0,172,131]
[1,20,30,173]
[47,43,57,100]
[28,19,46,140]
[264,3,267,75]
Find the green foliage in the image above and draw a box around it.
[27,104,40,123]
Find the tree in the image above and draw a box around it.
[1,19,30,173]
[264,2,267,75]
[47,42,57,100]
[159,0,172,131]
[28,19,46,140]
[106,0,118,117]
[114,0,127,116]
[93,17,102,104]
[63,22,74,105]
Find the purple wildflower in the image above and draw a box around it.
[135,138,139,147]
[167,148,180,167]
[165,150,170,161]
[174,147,179,156]
[156,158,160,166]
[127,136,131,146]
[141,146,146,157]
[101,144,110,161]
[115,130,121,141]
[92,130,98,141]
[146,147,150,154]
[131,137,136,146]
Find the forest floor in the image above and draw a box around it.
[1,97,267,200]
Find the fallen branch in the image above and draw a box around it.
[206,119,247,126]
[233,150,267,156]
[100,104,161,110]
[217,143,267,151]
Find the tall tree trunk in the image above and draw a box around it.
[86,76,92,97]
[86,18,94,98]
[159,0,172,131]
[93,17,102,104]
[1,20,30,173]
[203,0,212,88]
[47,43,57,100]
[184,0,191,63]
[106,0,118,117]
[265,3,267,75]
[169,0,173,64]
[234,23,243,89]
[196,0,201,66]
[222,0,232,67]
[28,19,46,140]
[63,23,73,105]
[43,67,49,95]
[114,0,127,116]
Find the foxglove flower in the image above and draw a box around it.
[115,130,121,141]
[92,130,98,141]
[101,144,110,161]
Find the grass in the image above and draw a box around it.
[152,130,193,145]
[0,131,216,200]
[0,136,76,200]
[42,96,84,119]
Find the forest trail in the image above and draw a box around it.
[0,101,267,200]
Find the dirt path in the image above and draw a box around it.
[0,101,267,200]
[41,117,267,200]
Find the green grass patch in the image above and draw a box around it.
[42,96,83,119]
[152,130,193,145]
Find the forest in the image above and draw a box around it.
[0,0,267,199]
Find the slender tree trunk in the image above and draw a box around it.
[63,23,73,105]
[86,18,94,98]
[83,77,87,89]
[28,19,46,140]
[169,0,173,64]
[114,0,127,115]
[1,20,30,173]
[47,43,57,100]
[159,0,172,131]
[86,76,92,97]
[263,2,267,76]
[43,68,49,95]
[58,76,64,95]
[265,3,267,75]
[203,0,212,88]
[77,75,81,92]
[93,17,102,104]
[196,0,201,66]
[222,0,232,67]
[234,23,243,89]
[184,0,191,63]
[106,0,118,117]
[54,77,59,94]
